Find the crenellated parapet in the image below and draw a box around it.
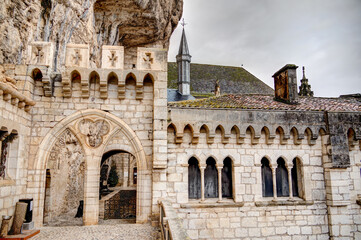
[26,43,167,100]
[168,108,325,146]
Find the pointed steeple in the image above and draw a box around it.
[176,19,192,96]
[298,66,314,97]
[178,28,190,55]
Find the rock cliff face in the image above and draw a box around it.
[0,0,182,70]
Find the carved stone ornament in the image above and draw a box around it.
[78,119,110,148]
[48,129,82,170]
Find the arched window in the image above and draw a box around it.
[222,157,233,198]
[291,158,303,198]
[276,157,289,197]
[188,157,201,199]
[205,158,218,198]
[0,130,17,179]
[261,157,273,197]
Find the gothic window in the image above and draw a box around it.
[292,158,304,198]
[188,157,201,199]
[291,159,299,197]
[0,131,16,179]
[276,157,289,197]
[261,157,273,197]
[222,157,233,198]
[205,158,218,198]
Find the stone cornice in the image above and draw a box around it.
[0,81,35,112]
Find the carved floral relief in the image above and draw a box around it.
[78,119,110,148]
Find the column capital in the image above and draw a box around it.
[199,164,207,169]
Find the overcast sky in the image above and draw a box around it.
[168,0,361,97]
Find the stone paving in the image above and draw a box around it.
[31,220,160,240]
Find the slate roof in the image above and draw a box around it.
[167,63,273,95]
[168,94,361,112]
[167,89,195,102]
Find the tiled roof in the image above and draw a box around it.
[168,94,361,112]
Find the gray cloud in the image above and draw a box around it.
[168,0,361,97]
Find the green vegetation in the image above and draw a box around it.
[108,166,119,187]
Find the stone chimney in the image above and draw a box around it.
[272,64,299,104]
[298,66,314,97]
[176,24,191,96]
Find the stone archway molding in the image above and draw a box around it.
[31,109,148,227]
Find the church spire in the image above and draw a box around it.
[178,19,190,55]
[176,19,192,96]
[298,66,314,97]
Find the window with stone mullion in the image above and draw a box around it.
[261,158,273,197]
[276,157,289,197]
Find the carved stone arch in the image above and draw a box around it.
[199,124,214,144]
[276,126,289,145]
[30,68,53,97]
[347,127,358,149]
[261,155,273,167]
[261,126,275,145]
[141,73,154,100]
[70,69,82,98]
[123,72,137,100]
[104,143,135,156]
[206,154,219,165]
[223,155,236,166]
[245,125,260,145]
[143,73,155,84]
[290,126,302,145]
[319,127,327,135]
[305,127,317,145]
[89,71,100,97]
[125,72,137,83]
[188,155,201,166]
[31,109,148,227]
[103,71,118,99]
[167,123,177,144]
[183,124,195,144]
[215,124,230,144]
[276,155,289,167]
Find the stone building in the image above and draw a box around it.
[0,1,360,239]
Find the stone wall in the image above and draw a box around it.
[166,107,361,239]
[0,43,169,227]
[0,72,32,218]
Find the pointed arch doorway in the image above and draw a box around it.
[32,109,150,227]
[99,150,137,221]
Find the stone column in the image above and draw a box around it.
[217,164,223,202]
[287,165,293,200]
[199,165,206,202]
[83,154,100,226]
[122,154,128,187]
[271,166,277,200]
